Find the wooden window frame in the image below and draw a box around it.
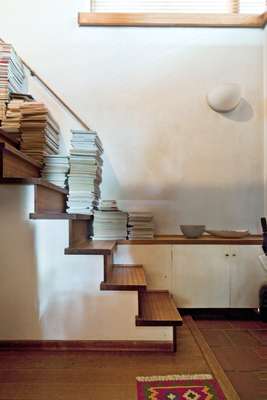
[78,11,267,27]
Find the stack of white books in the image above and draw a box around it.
[0,43,26,101]
[0,43,26,124]
[20,102,60,163]
[42,155,69,188]
[67,130,103,215]
[93,200,128,240]
[127,212,155,239]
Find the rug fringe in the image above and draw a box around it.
[136,374,213,382]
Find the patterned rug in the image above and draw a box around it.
[136,374,226,400]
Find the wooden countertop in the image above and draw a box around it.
[117,234,263,245]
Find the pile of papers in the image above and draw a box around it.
[127,212,155,239]
[0,43,26,124]
[42,155,69,188]
[67,130,103,215]
[93,200,128,240]
[20,102,60,163]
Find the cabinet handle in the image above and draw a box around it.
[225,254,229,257]
[232,254,236,257]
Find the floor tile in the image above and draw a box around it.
[200,329,233,347]
[225,330,260,347]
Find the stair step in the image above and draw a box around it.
[0,128,20,149]
[0,177,67,194]
[30,213,92,220]
[136,291,183,327]
[0,142,41,179]
[65,240,117,255]
[101,265,147,291]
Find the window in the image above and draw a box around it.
[90,0,266,14]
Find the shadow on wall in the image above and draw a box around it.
[223,98,254,122]
[0,186,42,339]
[117,182,264,234]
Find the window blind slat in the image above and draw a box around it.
[91,0,266,14]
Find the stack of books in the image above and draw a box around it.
[93,200,128,240]
[67,130,103,215]
[20,102,60,163]
[1,93,33,137]
[127,212,155,239]
[1,98,25,136]
[0,43,26,123]
[42,155,69,188]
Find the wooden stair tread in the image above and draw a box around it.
[136,291,183,326]
[0,177,67,194]
[65,240,117,255]
[0,142,41,168]
[0,129,20,148]
[30,213,92,220]
[101,265,147,290]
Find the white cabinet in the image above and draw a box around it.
[172,245,230,308]
[172,245,267,308]
[230,245,266,308]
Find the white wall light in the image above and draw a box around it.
[207,83,241,113]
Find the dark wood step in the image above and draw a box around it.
[0,177,67,193]
[0,177,67,214]
[65,240,117,255]
[0,142,41,179]
[136,291,183,327]
[0,129,20,149]
[100,265,147,291]
[30,213,92,220]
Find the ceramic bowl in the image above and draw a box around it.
[180,225,206,238]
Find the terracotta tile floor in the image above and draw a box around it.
[195,318,267,399]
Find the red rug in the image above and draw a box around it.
[136,374,226,399]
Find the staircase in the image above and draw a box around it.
[65,238,183,352]
[0,130,183,353]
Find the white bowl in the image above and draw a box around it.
[180,225,206,238]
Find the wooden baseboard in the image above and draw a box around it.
[0,340,173,352]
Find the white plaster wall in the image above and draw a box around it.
[0,0,264,233]
[0,1,265,340]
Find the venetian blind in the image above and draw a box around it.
[91,0,267,14]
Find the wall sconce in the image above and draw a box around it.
[207,83,241,113]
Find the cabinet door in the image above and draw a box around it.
[172,245,230,308]
[230,246,267,308]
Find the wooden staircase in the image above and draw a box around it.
[0,131,183,352]
[65,237,183,352]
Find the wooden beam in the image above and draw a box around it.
[78,12,265,28]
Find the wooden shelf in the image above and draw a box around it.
[117,234,262,245]
[65,240,117,255]
[0,143,41,179]
[100,265,147,291]
[136,291,183,327]
[30,213,92,220]
[78,12,266,28]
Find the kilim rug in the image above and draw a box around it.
[136,374,226,400]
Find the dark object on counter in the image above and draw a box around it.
[261,217,267,255]
[259,218,267,322]
[259,286,267,322]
